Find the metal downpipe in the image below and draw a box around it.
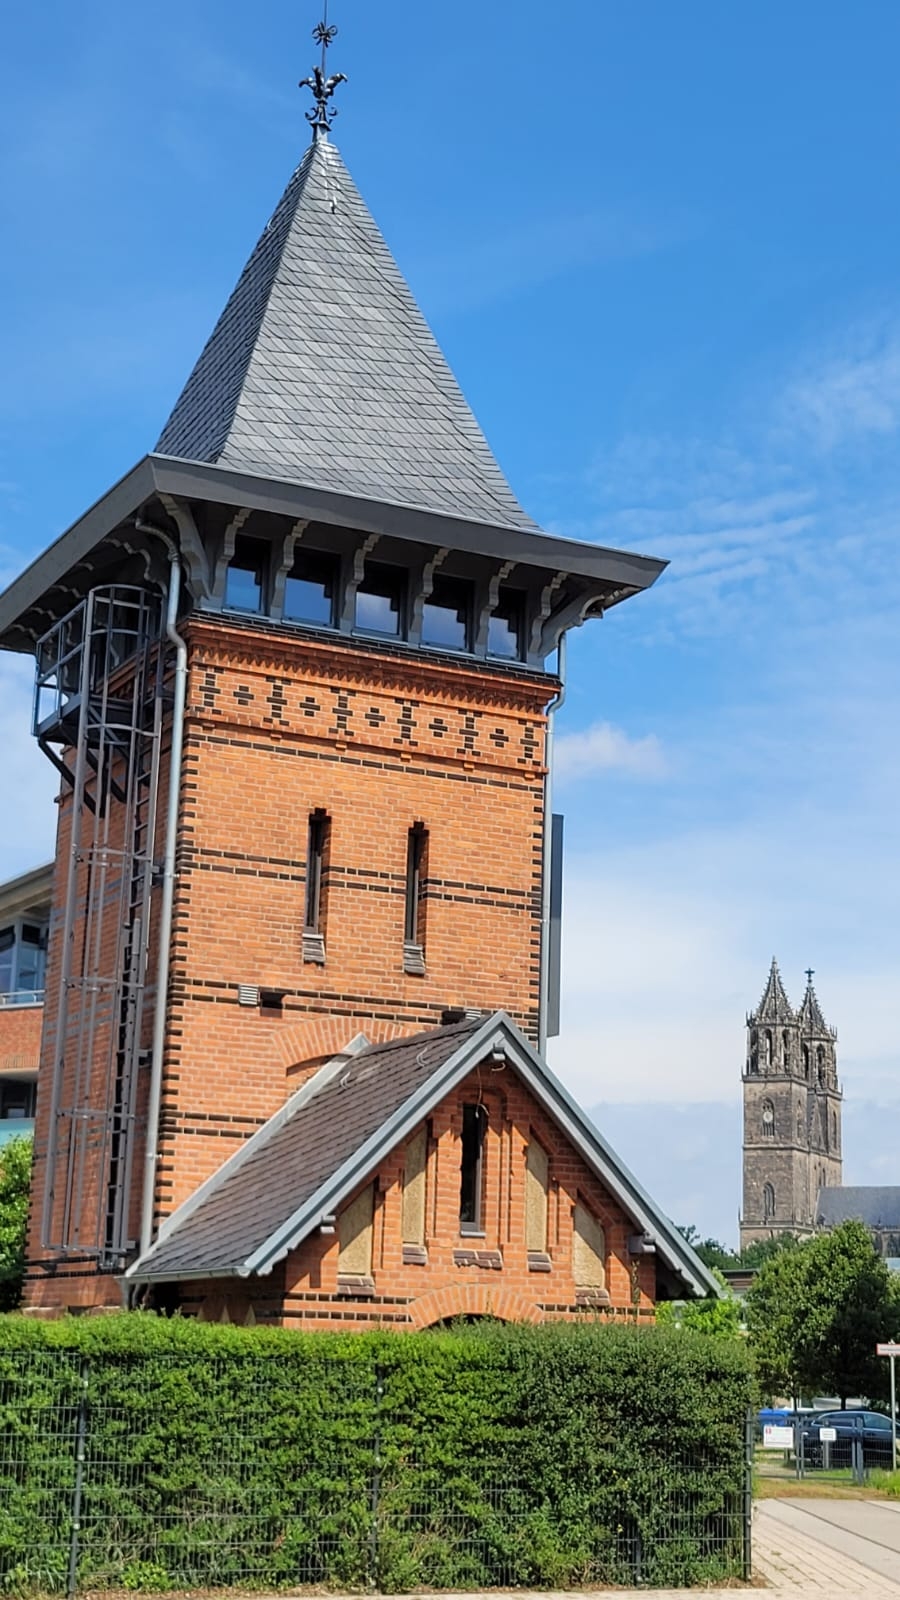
[139,543,187,1258]
[538,631,567,1057]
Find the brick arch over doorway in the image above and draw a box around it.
[408,1285,544,1330]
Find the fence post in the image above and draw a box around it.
[743,1410,754,1582]
[369,1363,383,1591]
[67,1359,89,1600]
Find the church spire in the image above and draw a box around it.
[300,5,347,138]
[799,968,834,1037]
[750,957,796,1025]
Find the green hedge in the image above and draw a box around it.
[0,1316,753,1592]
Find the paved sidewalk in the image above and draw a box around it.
[754,1498,900,1594]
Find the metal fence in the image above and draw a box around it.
[0,1349,753,1594]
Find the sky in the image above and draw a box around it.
[2,1,899,1248]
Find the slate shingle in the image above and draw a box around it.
[136,1017,479,1280]
[156,138,539,533]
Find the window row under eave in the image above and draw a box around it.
[225,535,529,661]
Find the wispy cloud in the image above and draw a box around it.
[555,721,667,782]
[780,316,900,450]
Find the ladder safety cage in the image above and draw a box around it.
[32,586,168,1267]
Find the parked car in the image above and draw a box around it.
[800,1409,897,1467]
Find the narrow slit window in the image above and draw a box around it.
[356,561,406,637]
[488,586,526,660]
[404,824,427,945]
[422,576,473,651]
[284,550,339,626]
[225,535,268,614]
[459,1103,486,1233]
[304,811,330,936]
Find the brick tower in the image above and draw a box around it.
[0,54,680,1318]
[740,961,842,1249]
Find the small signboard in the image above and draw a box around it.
[819,1427,838,1442]
[877,1343,900,1357]
[763,1424,794,1449]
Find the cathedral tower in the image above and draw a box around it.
[740,962,842,1250]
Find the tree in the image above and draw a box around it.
[746,1220,900,1405]
[656,1269,743,1337]
[0,1136,32,1311]
[676,1226,739,1272]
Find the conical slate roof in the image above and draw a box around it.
[799,977,832,1036]
[156,135,539,533]
[751,958,795,1025]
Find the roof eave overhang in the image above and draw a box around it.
[127,1013,718,1301]
[0,454,667,654]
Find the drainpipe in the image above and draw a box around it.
[538,631,567,1057]
[135,523,188,1258]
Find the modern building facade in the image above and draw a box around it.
[0,49,716,1321]
[0,863,51,1148]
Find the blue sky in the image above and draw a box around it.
[2,1,899,1246]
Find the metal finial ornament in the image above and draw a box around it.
[300,3,346,135]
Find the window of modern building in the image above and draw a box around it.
[459,1103,487,1234]
[422,575,473,651]
[225,535,268,613]
[0,922,47,999]
[356,562,406,636]
[303,810,330,963]
[0,930,14,994]
[0,1078,36,1120]
[488,586,526,660]
[283,549,339,626]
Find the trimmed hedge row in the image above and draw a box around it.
[0,1315,753,1592]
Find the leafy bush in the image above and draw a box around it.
[0,1315,752,1592]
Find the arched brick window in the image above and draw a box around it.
[763,1183,775,1222]
[761,1099,775,1138]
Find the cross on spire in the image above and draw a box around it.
[300,2,347,137]
[805,967,815,986]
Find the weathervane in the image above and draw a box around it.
[300,1,347,136]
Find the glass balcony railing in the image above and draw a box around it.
[0,990,44,1008]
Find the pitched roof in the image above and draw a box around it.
[817,1187,900,1230]
[798,977,833,1037]
[751,958,796,1025]
[127,1011,719,1299]
[156,136,539,534]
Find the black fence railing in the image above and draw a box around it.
[0,1349,753,1594]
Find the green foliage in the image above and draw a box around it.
[656,1272,744,1338]
[677,1223,798,1273]
[746,1221,900,1403]
[0,1314,753,1592]
[0,1137,31,1311]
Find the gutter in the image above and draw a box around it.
[538,632,567,1056]
[135,522,188,1258]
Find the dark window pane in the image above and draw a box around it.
[422,576,473,651]
[459,1104,486,1228]
[405,825,427,945]
[305,812,330,933]
[284,550,339,626]
[225,536,267,613]
[356,562,405,636]
[488,587,526,659]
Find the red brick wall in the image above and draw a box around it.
[24,614,558,1312]
[0,1003,43,1075]
[180,1062,656,1330]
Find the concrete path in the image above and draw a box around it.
[755,1497,900,1594]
